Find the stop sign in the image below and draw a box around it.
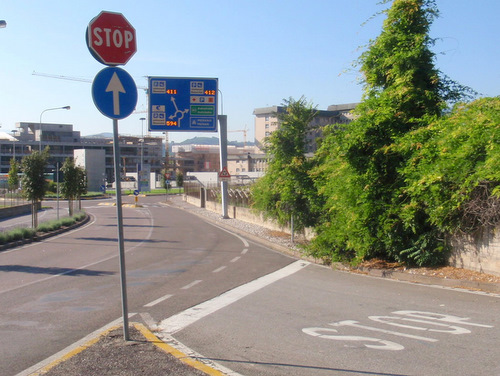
[87,11,136,66]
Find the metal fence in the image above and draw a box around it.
[0,190,27,208]
[184,181,252,208]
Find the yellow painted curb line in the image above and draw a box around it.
[28,323,225,376]
[29,325,120,375]
[133,323,227,376]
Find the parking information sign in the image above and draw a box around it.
[148,77,218,132]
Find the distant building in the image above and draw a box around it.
[172,143,261,177]
[0,122,164,187]
[253,103,358,153]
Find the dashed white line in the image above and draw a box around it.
[181,280,202,290]
[212,266,227,273]
[144,294,173,307]
[241,248,248,255]
[230,257,241,263]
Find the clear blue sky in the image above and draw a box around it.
[1,0,499,143]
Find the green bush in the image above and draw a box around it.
[0,212,86,244]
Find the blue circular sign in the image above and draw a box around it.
[92,67,137,119]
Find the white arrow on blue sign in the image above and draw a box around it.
[92,67,137,119]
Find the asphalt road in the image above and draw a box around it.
[1,196,499,376]
[0,196,294,376]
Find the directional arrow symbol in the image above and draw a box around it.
[106,72,126,115]
[92,67,138,120]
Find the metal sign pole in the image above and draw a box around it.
[112,118,130,340]
[218,114,229,219]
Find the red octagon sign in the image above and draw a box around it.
[87,11,136,66]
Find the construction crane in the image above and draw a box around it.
[228,125,248,146]
[33,71,167,162]
[32,71,148,91]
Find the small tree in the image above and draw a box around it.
[61,158,87,216]
[21,149,49,228]
[176,172,184,189]
[8,158,19,192]
[251,96,320,231]
[76,167,87,210]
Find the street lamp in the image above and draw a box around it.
[139,117,145,191]
[39,106,70,151]
[11,129,17,159]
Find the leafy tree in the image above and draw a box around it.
[310,0,470,265]
[396,97,500,235]
[176,172,184,189]
[8,158,19,192]
[61,158,87,216]
[21,149,49,228]
[251,96,320,231]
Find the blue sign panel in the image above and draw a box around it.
[92,67,138,119]
[148,77,218,132]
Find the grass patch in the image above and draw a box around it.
[0,211,87,245]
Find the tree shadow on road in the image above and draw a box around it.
[0,265,115,276]
[75,237,178,243]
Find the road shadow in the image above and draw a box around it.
[202,358,409,376]
[0,265,115,277]
[75,237,178,243]
[100,224,165,228]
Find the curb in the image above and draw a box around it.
[0,214,91,252]
[26,323,226,376]
[356,266,500,293]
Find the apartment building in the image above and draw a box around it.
[253,103,358,153]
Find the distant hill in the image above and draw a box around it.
[177,136,253,147]
[84,132,113,138]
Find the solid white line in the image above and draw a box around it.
[230,256,240,263]
[144,294,173,307]
[181,280,202,290]
[159,260,309,335]
[212,266,227,273]
[209,222,249,247]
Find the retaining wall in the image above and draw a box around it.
[185,194,500,276]
[0,203,41,219]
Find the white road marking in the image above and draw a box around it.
[230,256,240,263]
[181,280,202,290]
[212,266,227,273]
[209,222,249,247]
[241,248,248,254]
[159,260,309,335]
[144,294,173,307]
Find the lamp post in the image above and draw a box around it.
[139,117,145,191]
[39,106,70,151]
[10,129,17,159]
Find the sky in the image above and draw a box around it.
[1,0,499,144]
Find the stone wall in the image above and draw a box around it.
[186,194,500,276]
[185,195,315,241]
[0,203,40,219]
[449,227,500,276]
